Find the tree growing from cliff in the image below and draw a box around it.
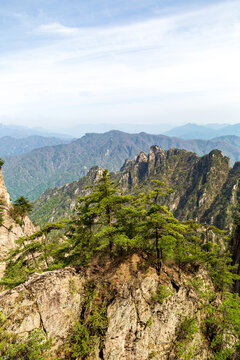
[12,196,33,217]
[8,196,33,227]
[0,221,68,288]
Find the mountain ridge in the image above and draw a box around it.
[0,135,70,156]
[164,122,240,140]
[0,123,72,139]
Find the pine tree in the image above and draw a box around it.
[63,169,131,262]
[135,180,185,274]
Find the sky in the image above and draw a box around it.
[0,0,240,133]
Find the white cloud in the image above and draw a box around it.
[0,1,240,128]
[36,22,79,36]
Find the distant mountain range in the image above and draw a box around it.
[0,123,72,139]
[4,130,240,201]
[31,146,239,230]
[0,136,70,156]
[164,123,240,140]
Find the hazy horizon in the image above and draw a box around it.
[0,120,238,139]
[1,0,240,129]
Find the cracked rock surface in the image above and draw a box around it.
[0,268,85,342]
[0,255,214,359]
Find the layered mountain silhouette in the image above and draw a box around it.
[164,122,240,140]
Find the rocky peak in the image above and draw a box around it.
[147,146,165,174]
[120,151,148,172]
[86,166,104,182]
[198,149,230,171]
[134,151,148,164]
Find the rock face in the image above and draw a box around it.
[118,147,231,223]
[0,168,36,277]
[117,146,236,228]
[103,257,212,360]
[0,268,84,340]
[0,255,215,359]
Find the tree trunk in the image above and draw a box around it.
[232,221,240,293]
[106,204,113,252]
[155,228,162,275]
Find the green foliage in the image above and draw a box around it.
[53,169,132,267]
[0,327,52,360]
[68,321,91,359]
[133,180,186,273]
[203,292,240,359]
[0,221,68,288]
[0,199,4,226]
[66,280,111,359]
[148,351,157,359]
[176,317,199,342]
[0,158,4,168]
[9,196,33,225]
[203,248,239,291]
[186,277,204,293]
[175,317,199,360]
[146,317,153,327]
[152,285,172,304]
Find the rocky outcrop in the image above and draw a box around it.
[0,255,216,359]
[0,168,36,277]
[0,268,84,340]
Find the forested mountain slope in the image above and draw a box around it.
[4,130,240,200]
[31,146,239,230]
